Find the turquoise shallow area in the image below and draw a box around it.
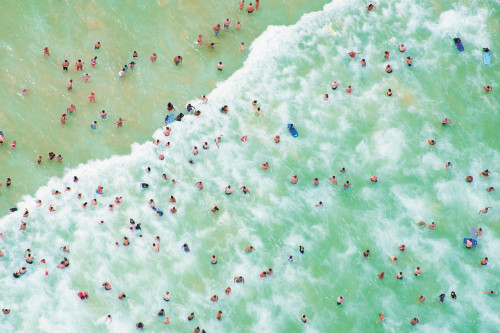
[0,0,500,332]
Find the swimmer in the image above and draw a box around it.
[136,322,144,330]
[223,18,231,29]
[390,256,398,264]
[398,244,406,251]
[442,118,452,126]
[239,0,245,9]
[274,135,280,143]
[324,94,329,100]
[386,88,392,96]
[313,178,319,186]
[477,228,483,236]
[234,276,245,284]
[60,246,70,253]
[288,255,297,263]
[480,257,488,266]
[445,162,453,169]
[164,127,171,136]
[215,134,223,148]
[330,176,337,185]
[20,221,27,230]
[75,59,84,70]
[173,55,183,65]
[348,51,362,58]
[417,296,425,303]
[396,272,404,280]
[386,64,392,73]
[102,282,112,290]
[241,135,248,142]
[67,104,76,114]
[163,291,170,301]
[366,4,376,11]
[220,105,228,114]
[330,80,340,90]
[466,175,473,182]
[225,185,233,195]
[193,146,198,155]
[170,207,177,213]
[88,92,96,102]
[299,245,304,254]
[211,255,217,264]
[414,267,422,276]
[216,61,225,71]
[61,114,67,125]
[261,162,269,170]
[483,85,492,93]
[182,243,190,252]
[236,21,242,29]
[451,291,457,300]
[56,155,63,164]
[361,59,366,67]
[315,201,323,207]
[211,206,219,213]
[247,2,255,14]
[383,51,389,60]
[256,0,260,10]
[487,187,495,192]
[337,296,344,305]
[91,56,97,68]
[195,181,203,190]
[24,249,34,264]
[197,35,203,46]
[200,94,208,104]
[484,291,497,295]
[376,312,385,323]
[240,42,245,52]
[370,175,378,182]
[240,186,250,194]
[438,294,445,303]
[169,196,176,203]
[479,207,492,214]
[188,312,194,320]
[428,139,436,145]
[113,118,126,127]
[148,236,161,253]
[291,175,299,184]
[410,317,419,326]
[62,60,69,71]
[480,169,490,177]
[406,56,413,66]
[118,292,126,300]
[245,246,255,253]
[344,181,350,189]
[363,250,371,258]
[67,79,73,90]
[150,53,157,62]
[217,310,223,321]
[78,291,89,300]
[132,51,138,59]
[428,222,436,229]
[94,42,101,49]
[399,44,406,52]
[163,317,170,325]
[213,24,221,36]
[301,314,307,323]
[90,121,98,129]
[346,85,354,93]
[378,272,385,279]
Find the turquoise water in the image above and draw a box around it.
[1,0,500,332]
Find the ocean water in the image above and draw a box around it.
[1,0,500,332]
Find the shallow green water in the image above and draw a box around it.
[1,0,500,332]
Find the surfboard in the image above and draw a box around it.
[288,123,298,137]
[165,114,175,124]
[454,38,464,52]
[463,238,478,245]
[483,51,491,65]
[328,25,336,35]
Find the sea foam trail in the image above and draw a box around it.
[1,0,500,331]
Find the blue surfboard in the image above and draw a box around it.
[463,238,477,245]
[454,38,464,52]
[165,114,175,124]
[287,123,298,137]
[483,51,491,65]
